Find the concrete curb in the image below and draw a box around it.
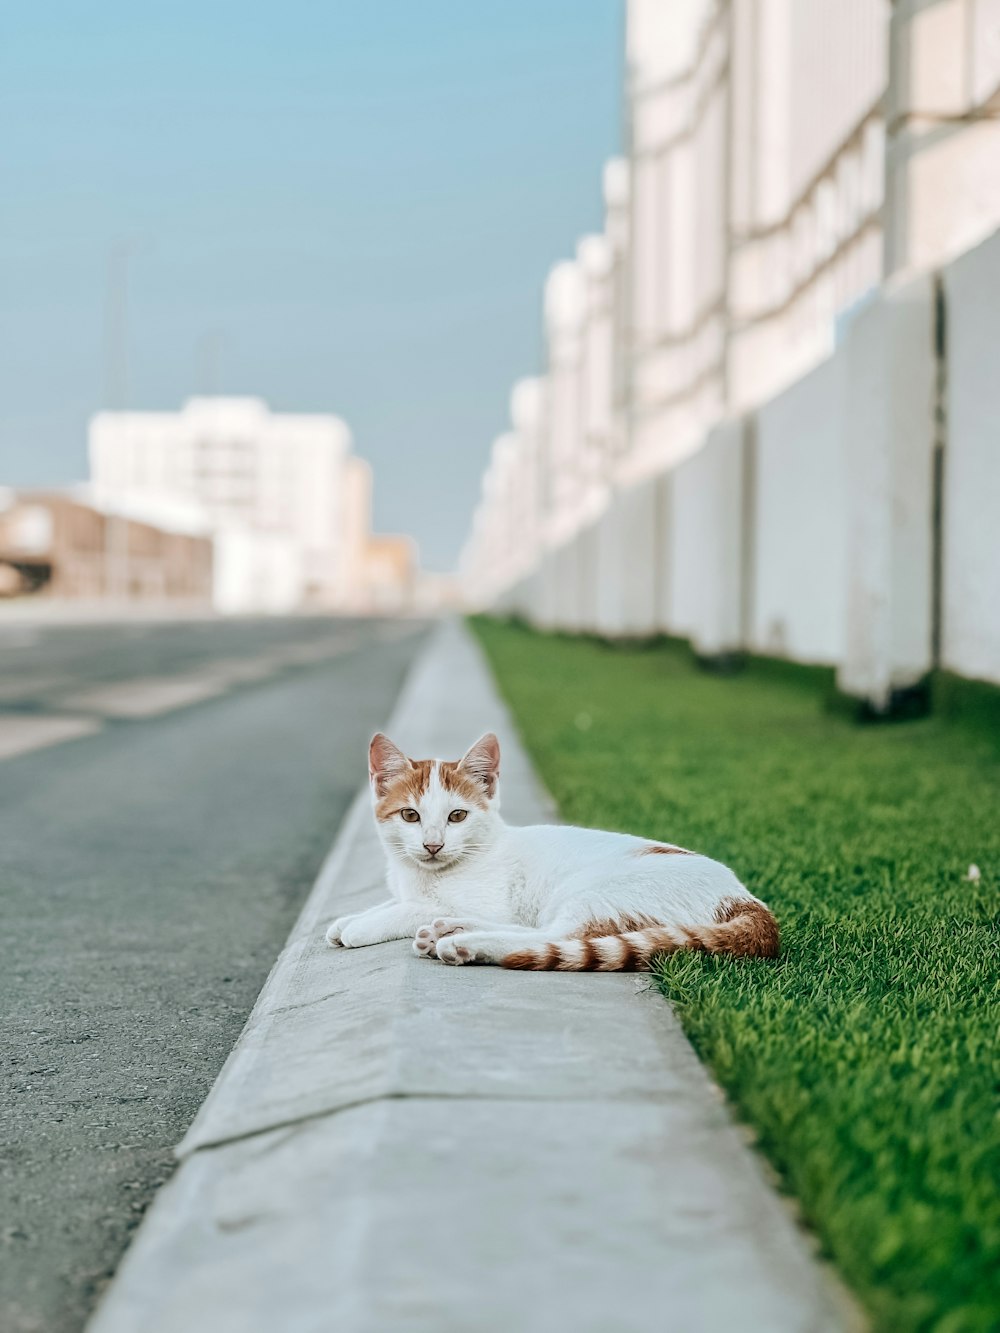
[87,619,861,1333]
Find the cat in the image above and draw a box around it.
[326,732,779,970]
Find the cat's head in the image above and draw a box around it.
[368,731,501,870]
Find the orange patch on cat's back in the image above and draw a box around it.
[637,842,694,855]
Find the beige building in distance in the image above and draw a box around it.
[339,457,418,612]
[0,490,213,603]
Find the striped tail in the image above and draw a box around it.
[502,898,779,972]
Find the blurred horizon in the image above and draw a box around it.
[0,0,622,571]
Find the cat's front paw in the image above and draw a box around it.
[412,918,475,960]
[413,925,437,958]
[434,933,476,965]
[326,913,361,947]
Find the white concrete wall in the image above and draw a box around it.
[594,481,659,638]
[752,354,848,664]
[532,554,560,632]
[575,522,601,634]
[543,263,587,544]
[546,540,582,634]
[517,571,542,625]
[484,248,1000,705]
[652,474,673,633]
[462,1,1000,701]
[666,420,748,657]
[941,229,1000,686]
[838,273,937,707]
[884,0,1000,275]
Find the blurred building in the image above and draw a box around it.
[0,490,213,603]
[336,456,420,612]
[340,457,376,611]
[362,535,417,611]
[89,397,414,614]
[462,0,1000,704]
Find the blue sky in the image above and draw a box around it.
[0,0,622,570]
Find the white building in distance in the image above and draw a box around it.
[89,397,360,613]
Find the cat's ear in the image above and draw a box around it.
[458,732,500,798]
[369,733,410,794]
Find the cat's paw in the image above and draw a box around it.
[412,925,437,958]
[326,913,361,947]
[412,918,474,960]
[434,933,476,965]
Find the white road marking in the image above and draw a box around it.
[272,635,359,666]
[0,628,378,757]
[200,657,283,685]
[61,676,229,718]
[0,674,72,701]
[0,714,102,761]
[57,636,363,719]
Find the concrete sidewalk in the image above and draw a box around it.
[87,620,859,1333]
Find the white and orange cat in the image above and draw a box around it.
[326,732,779,969]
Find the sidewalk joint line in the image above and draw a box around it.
[177,1086,695,1159]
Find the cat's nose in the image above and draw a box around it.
[423,841,444,857]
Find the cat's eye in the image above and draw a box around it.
[399,808,420,823]
[448,809,468,823]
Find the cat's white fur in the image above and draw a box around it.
[325,732,779,970]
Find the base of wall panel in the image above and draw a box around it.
[828,677,933,723]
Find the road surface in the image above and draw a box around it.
[0,615,426,1333]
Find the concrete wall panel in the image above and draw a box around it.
[548,540,585,633]
[667,420,747,657]
[942,228,1000,685]
[838,273,937,706]
[576,522,601,634]
[752,355,848,664]
[595,482,659,638]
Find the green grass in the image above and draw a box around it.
[470,617,1000,1333]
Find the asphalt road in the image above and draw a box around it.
[0,615,427,1333]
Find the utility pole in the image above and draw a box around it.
[102,238,140,601]
[103,239,138,409]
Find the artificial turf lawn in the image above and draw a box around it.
[470,617,1000,1333]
